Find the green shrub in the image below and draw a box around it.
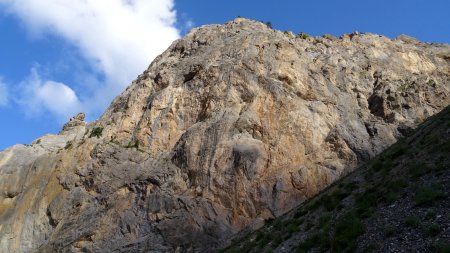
[415,184,446,205]
[89,127,104,138]
[355,190,379,218]
[126,140,140,149]
[318,214,331,228]
[297,32,310,39]
[405,216,420,228]
[386,179,409,191]
[435,163,447,173]
[387,145,406,159]
[434,241,450,253]
[271,232,283,248]
[332,187,352,200]
[384,191,399,203]
[383,179,408,203]
[286,222,301,234]
[364,242,379,252]
[427,79,436,86]
[296,231,329,253]
[64,142,73,150]
[425,134,440,146]
[285,218,303,230]
[381,158,394,174]
[265,218,275,224]
[294,209,308,218]
[283,30,294,37]
[437,140,450,154]
[322,194,340,211]
[408,162,430,178]
[364,169,375,180]
[383,226,397,237]
[371,159,384,171]
[306,199,321,211]
[331,213,365,251]
[340,181,359,191]
[255,231,265,241]
[272,220,284,231]
[425,208,437,220]
[304,221,314,231]
[425,223,441,237]
[398,82,414,92]
[257,233,270,247]
[110,138,121,145]
[322,34,336,40]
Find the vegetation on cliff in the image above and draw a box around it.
[223,105,450,252]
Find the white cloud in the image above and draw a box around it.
[0,78,9,107]
[19,68,81,120]
[0,0,180,118]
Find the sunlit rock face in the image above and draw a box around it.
[1,18,449,252]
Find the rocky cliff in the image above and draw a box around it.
[223,105,450,253]
[1,18,449,252]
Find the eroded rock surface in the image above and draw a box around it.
[1,18,450,252]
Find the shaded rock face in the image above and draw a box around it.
[1,18,449,252]
[223,105,450,253]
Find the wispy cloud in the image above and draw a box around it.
[0,0,180,120]
[18,68,81,120]
[0,78,9,107]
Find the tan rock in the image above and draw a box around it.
[1,18,449,252]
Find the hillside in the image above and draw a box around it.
[0,18,449,252]
[223,105,450,252]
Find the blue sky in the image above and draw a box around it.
[0,0,449,150]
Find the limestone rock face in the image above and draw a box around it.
[61,112,86,133]
[1,18,450,252]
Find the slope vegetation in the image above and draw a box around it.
[223,105,450,252]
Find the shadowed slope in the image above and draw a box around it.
[223,105,450,252]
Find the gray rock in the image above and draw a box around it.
[1,18,449,252]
